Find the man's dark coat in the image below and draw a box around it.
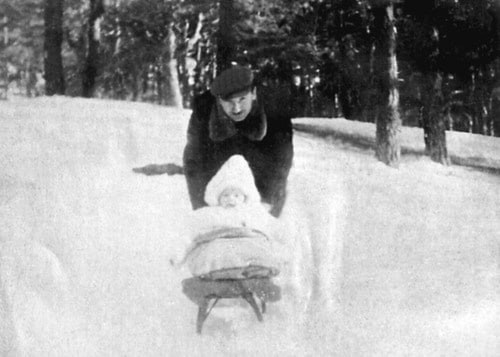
[183,86,294,217]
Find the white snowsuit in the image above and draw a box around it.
[184,203,283,278]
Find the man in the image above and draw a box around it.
[183,65,294,217]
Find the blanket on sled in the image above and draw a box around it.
[183,226,280,280]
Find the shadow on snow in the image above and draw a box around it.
[293,122,500,176]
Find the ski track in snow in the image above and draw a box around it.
[0,97,499,356]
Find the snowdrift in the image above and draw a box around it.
[0,96,498,356]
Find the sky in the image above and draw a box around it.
[0,96,499,356]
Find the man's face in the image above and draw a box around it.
[218,88,257,122]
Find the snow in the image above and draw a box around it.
[0,96,499,356]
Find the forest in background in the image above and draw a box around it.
[1,0,500,166]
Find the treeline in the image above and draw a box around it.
[1,0,499,164]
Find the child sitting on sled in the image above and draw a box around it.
[182,154,284,280]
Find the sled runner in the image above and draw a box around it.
[181,227,282,334]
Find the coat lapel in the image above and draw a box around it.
[209,102,267,142]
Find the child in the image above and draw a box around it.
[183,155,283,279]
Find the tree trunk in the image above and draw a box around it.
[112,0,122,55]
[422,72,450,164]
[156,67,163,104]
[217,0,236,74]
[421,83,431,150]
[2,16,9,45]
[82,0,104,98]
[491,84,500,137]
[44,0,65,95]
[416,15,450,165]
[164,24,183,108]
[182,12,205,106]
[372,4,401,167]
[472,69,490,135]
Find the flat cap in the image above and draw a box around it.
[210,66,254,99]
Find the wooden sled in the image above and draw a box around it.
[182,266,281,334]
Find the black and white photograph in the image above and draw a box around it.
[0,0,499,355]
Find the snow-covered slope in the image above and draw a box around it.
[0,97,498,356]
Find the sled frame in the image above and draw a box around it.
[182,276,277,334]
[196,290,266,334]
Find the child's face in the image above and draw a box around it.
[218,187,247,208]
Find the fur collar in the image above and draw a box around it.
[209,101,267,142]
